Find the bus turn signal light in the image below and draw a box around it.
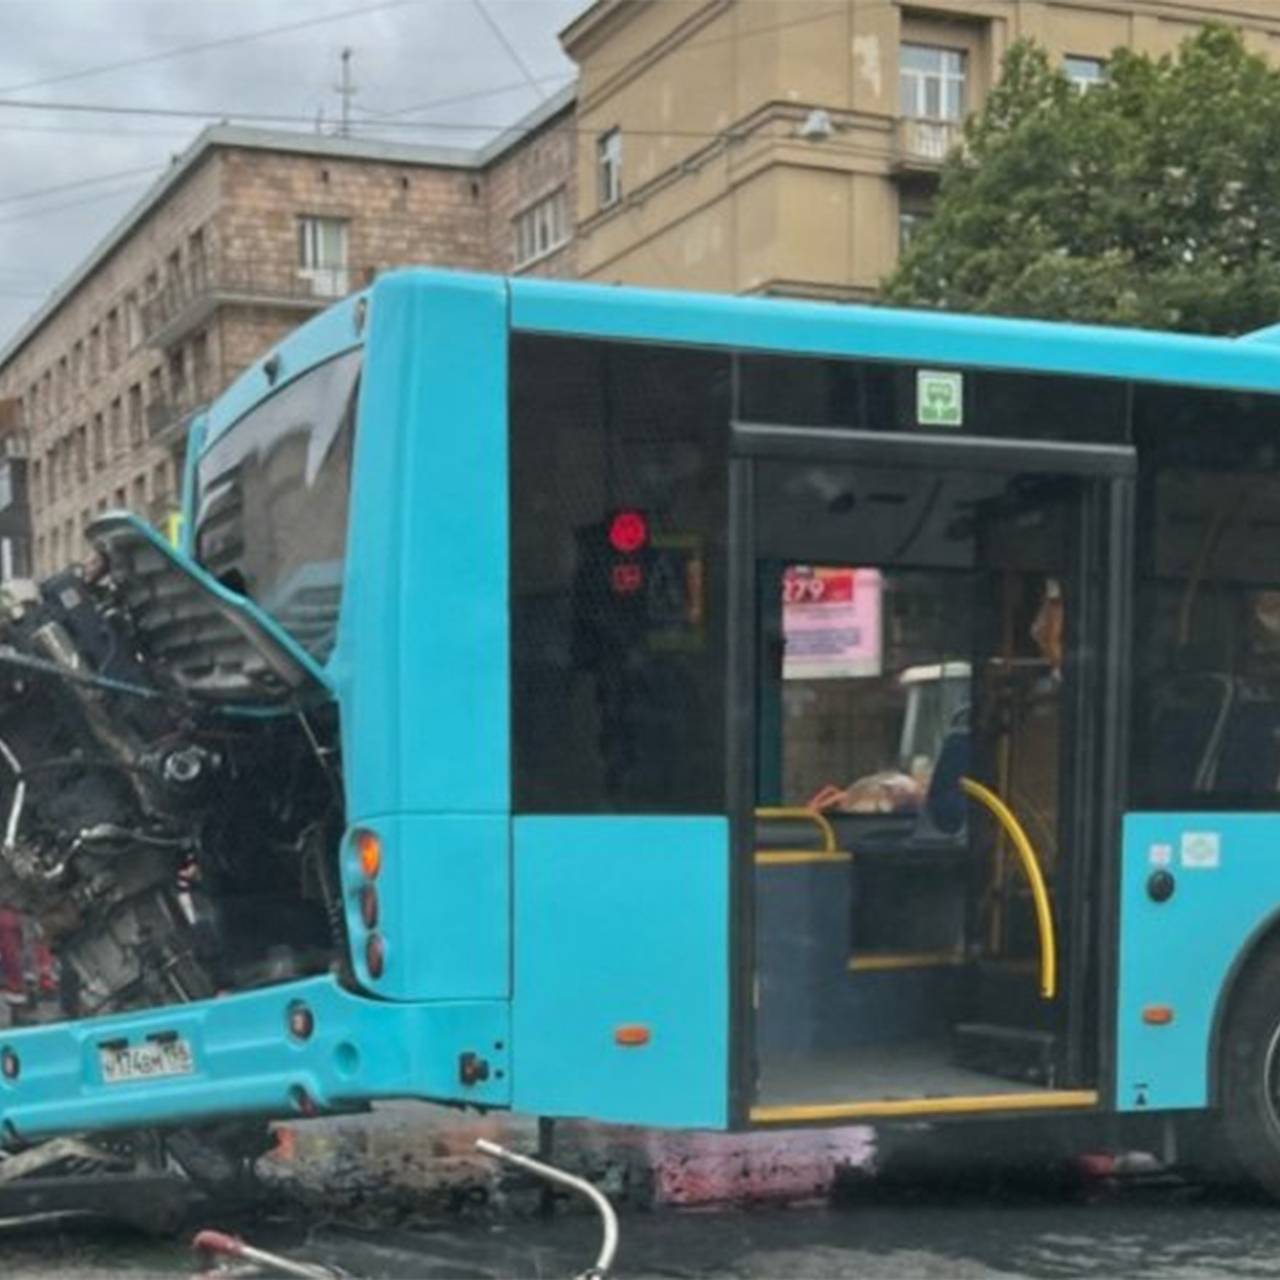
[614,1024,651,1047]
[1142,1005,1175,1026]
[355,830,382,879]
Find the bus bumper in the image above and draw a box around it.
[0,975,510,1141]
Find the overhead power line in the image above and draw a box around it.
[472,0,548,102]
[0,179,154,228]
[0,163,166,209]
[0,0,424,98]
[357,71,574,121]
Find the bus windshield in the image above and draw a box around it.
[193,348,361,661]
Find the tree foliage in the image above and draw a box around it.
[883,27,1280,335]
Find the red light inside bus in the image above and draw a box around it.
[608,509,649,555]
[611,563,645,596]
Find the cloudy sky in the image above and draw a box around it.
[0,0,584,344]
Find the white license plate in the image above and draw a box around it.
[99,1038,195,1085]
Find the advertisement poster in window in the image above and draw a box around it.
[783,566,882,679]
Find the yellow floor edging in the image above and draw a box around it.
[750,1089,1099,1124]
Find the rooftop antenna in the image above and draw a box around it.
[334,47,357,137]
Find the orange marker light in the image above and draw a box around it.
[614,1024,651,1048]
[1142,1005,1175,1026]
[355,830,382,879]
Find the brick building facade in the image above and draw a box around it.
[0,86,574,576]
[10,0,1279,578]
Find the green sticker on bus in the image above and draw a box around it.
[917,369,963,427]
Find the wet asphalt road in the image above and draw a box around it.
[6,1180,1280,1278]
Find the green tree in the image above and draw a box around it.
[883,27,1280,335]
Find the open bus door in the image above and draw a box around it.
[732,426,1135,1125]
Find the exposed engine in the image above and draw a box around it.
[0,556,345,1024]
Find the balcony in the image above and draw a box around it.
[146,390,206,448]
[893,117,964,173]
[140,254,379,348]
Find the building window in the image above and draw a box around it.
[169,348,187,402]
[129,385,143,446]
[899,203,933,253]
[513,188,570,268]
[192,331,210,400]
[92,416,106,469]
[88,326,102,380]
[188,227,207,286]
[124,292,141,351]
[74,424,87,483]
[71,340,83,387]
[900,43,967,121]
[1065,55,1106,93]
[106,308,121,368]
[297,216,349,298]
[597,128,622,207]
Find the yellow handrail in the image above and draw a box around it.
[959,777,1057,1000]
[754,806,837,856]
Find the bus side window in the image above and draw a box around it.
[1132,386,1280,808]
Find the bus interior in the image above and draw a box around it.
[751,456,1119,1118]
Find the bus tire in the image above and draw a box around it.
[1220,939,1280,1199]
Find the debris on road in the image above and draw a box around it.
[193,1228,346,1279]
[476,1138,619,1280]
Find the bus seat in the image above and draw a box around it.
[1215,695,1280,796]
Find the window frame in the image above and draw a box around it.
[597,128,623,208]
[297,215,351,299]
[513,187,570,269]
[1064,54,1107,93]
[900,42,968,121]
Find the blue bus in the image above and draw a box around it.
[4,269,1280,1192]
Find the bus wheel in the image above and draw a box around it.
[1221,940,1280,1199]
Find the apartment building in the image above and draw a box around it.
[8,0,1280,577]
[0,86,575,576]
[0,399,31,580]
[562,0,1280,299]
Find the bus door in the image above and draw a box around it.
[733,426,1134,1123]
